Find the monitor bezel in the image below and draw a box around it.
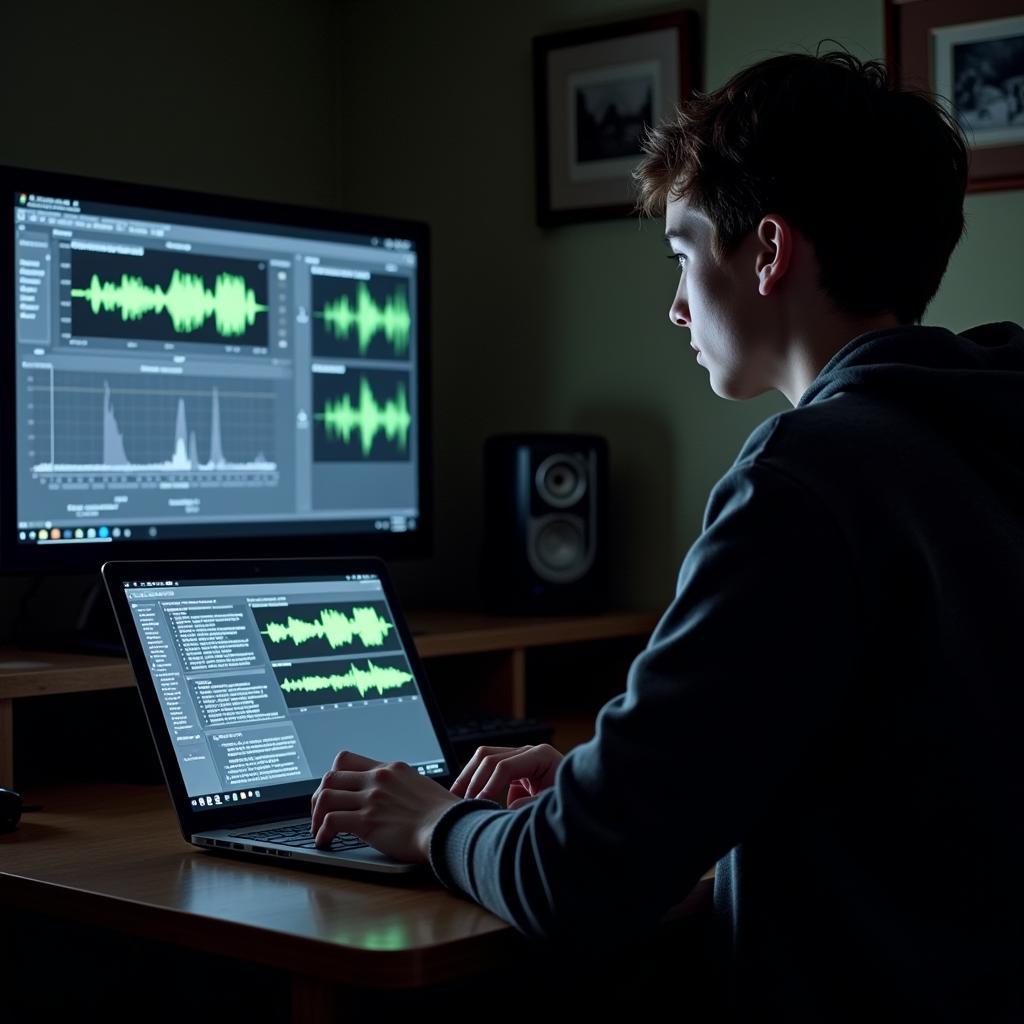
[101,556,461,839]
[0,163,433,573]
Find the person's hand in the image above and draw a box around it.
[310,750,461,863]
[450,744,563,809]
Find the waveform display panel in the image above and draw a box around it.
[26,368,278,475]
[71,249,269,346]
[252,601,398,660]
[312,370,412,463]
[311,273,412,360]
[273,654,418,709]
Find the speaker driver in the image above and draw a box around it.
[535,453,587,508]
[528,514,589,583]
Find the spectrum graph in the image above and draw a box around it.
[71,249,269,346]
[274,655,418,709]
[252,602,396,660]
[312,371,412,462]
[312,274,412,360]
[25,369,277,478]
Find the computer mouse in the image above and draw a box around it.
[0,787,23,831]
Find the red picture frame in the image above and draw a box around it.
[885,0,1024,193]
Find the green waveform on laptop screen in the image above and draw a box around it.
[279,661,414,699]
[260,606,393,650]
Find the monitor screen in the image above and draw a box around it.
[119,570,449,811]
[0,167,431,572]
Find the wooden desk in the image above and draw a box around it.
[0,609,660,788]
[0,783,715,1020]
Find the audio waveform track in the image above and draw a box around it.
[252,602,396,660]
[312,371,412,462]
[273,655,418,709]
[71,249,269,345]
[311,273,412,360]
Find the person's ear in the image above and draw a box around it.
[755,214,792,296]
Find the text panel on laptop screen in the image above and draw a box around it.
[122,572,447,811]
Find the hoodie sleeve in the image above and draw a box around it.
[428,458,865,941]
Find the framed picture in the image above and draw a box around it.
[886,0,1024,192]
[533,11,700,227]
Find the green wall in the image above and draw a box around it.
[335,0,1024,610]
[0,0,339,208]
[0,0,1021,637]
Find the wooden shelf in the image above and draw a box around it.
[408,609,660,657]
[0,608,660,788]
[0,648,133,700]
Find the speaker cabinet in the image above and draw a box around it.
[482,433,608,614]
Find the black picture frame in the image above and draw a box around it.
[533,11,700,227]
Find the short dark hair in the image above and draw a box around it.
[634,49,969,324]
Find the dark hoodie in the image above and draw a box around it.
[428,322,1024,1019]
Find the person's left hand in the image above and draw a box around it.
[310,750,462,863]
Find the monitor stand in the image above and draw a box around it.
[17,577,124,657]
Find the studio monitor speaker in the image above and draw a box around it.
[482,433,608,613]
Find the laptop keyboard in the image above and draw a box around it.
[229,821,368,853]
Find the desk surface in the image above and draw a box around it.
[0,783,714,990]
[0,783,519,988]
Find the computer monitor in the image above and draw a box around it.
[0,165,431,576]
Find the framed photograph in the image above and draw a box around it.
[886,0,1024,192]
[533,11,700,227]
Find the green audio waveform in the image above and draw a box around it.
[280,660,414,699]
[316,282,411,355]
[71,268,268,337]
[315,376,411,456]
[260,606,393,650]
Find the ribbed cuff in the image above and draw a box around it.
[428,798,501,894]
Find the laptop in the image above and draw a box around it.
[102,556,463,875]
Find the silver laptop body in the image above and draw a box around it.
[102,556,462,876]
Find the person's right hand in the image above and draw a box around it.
[450,744,563,809]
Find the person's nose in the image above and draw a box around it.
[669,291,690,328]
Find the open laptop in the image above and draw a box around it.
[102,556,463,875]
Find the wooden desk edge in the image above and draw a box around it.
[1,869,714,989]
[0,870,523,988]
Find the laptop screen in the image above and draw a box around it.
[120,570,448,812]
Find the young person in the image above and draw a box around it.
[309,50,1024,1018]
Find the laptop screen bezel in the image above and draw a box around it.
[102,555,462,838]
